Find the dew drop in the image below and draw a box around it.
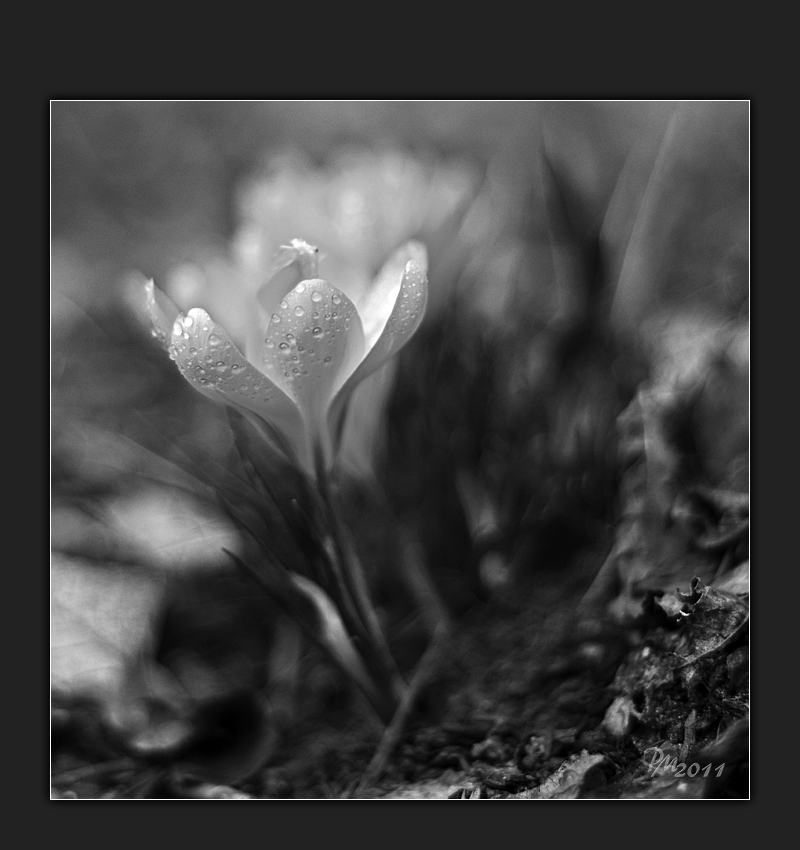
[295,282,306,293]
[291,355,299,362]
[232,364,240,372]
[312,327,323,338]
[332,312,338,319]
[292,368,300,374]
[208,333,221,346]
[189,347,197,355]
[286,333,295,341]
[205,355,212,363]
[183,316,194,328]
[265,339,275,349]
[324,356,332,363]
[272,313,282,324]
[240,384,248,391]
[311,291,322,303]
[279,342,289,350]
[332,294,342,305]
[294,306,305,317]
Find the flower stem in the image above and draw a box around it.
[313,444,408,712]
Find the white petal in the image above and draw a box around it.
[168,307,307,465]
[256,239,320,318]
[357,240,428,351]
[328,248,428,452]
[261,279,365,437]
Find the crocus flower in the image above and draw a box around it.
[142,238,428,477]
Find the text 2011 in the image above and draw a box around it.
[644,747,725,779]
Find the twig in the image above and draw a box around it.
[352,624,452,797]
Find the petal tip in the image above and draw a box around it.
[404,239,429,272]
[140,276,157,308]
[186,306,212,323]
[140,276,181,348]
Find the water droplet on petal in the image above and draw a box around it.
[231,364,240,371]
[279,342,289,350]
[312,327,323,338]
[324,356,332,363]
[311,291,322,302]
[286,333,294,341]
[208,333,221,346]
[272,314,282,324]
[280,300,288,309]
[189,347,197,355]
[265,339,275,349]
[295,282,306,293]
[294,306,305,317]
[332,294,342,305]
[183,316,194,328]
